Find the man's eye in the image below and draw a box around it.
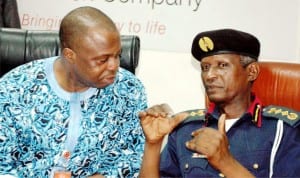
[97,58,108,64]
[219,63,228,68]
[201,65,210,71]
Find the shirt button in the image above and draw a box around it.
[253,163,259,169]
[184,163,189,170]
[219,173,225,177]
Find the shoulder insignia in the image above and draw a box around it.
[180,109,206,125]
[263,105,300,127]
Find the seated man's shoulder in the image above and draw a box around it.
[1,59,45,80]
[263,105,300,128]
[118,68,141,83]
[178,108,206,126]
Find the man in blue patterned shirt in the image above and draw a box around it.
[0,6,147,178]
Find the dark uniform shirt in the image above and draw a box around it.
[160,95,300,177]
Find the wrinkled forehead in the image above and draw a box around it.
[200,53,242,64]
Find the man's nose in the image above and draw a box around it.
[107,57,120,70]
[205,67,218,82]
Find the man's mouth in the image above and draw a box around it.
[205,85,221,93]
[104,75,116,83]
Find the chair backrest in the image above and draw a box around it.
[0,28,140,76]
[252,61,300,111]
[205,61,300,112]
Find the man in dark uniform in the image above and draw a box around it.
[139,29,300,178]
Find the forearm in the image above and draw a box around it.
[139,142,162,178]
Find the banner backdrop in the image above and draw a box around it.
[17,0,299,60]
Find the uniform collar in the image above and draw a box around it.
[205,93,263,127]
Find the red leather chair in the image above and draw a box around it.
[252,61,300,111]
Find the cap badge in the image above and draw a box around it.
[199,36,214,52]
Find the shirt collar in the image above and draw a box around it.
[205,93,263,127]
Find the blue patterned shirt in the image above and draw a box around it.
[0,57,148,177]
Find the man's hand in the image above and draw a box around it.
[185,114,254,178]
[139,104,188,178]
[185,114,231,168]
[139,104,188,144]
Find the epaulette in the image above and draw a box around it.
[263,105,300,128]
[180,109,206,125]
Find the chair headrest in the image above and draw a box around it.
[0,28,140,76]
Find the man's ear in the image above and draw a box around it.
[62,48,76,64]
[247,62,260,82]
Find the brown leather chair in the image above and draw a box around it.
[252,61,300,111]
[205,61,300,112]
